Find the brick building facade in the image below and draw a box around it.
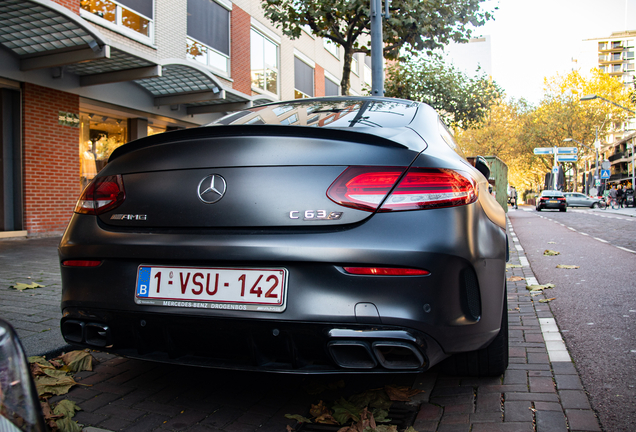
[0,0,371,237]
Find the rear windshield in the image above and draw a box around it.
[541,190,564,197]
[210,99,419,129]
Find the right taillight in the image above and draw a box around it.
[327,167,477,212]
[74,175,125,215]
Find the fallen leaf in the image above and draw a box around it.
[384,385,422,402]
[526,283,555,291]
[34,373,78,397]
[543,250,560,256]
[548,241,556,244]
[53,400,83,432]
[285,414,312,423]
[539,298,556,303]
[10,282,44,291]
[310,401,331,419]
[55,350,94,373]
[507,276,524,282]
[506,264,523,268]
[315,413,339,425]
[556,265,579,269]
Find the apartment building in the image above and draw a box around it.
[0,0,373,237]
[577,30,635,188]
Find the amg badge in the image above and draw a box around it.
[289,210,343,220]
[110,214,147,221]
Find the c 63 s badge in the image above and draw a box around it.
[289,210,343,221]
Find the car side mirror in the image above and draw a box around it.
[473,156,491,179]
[0,319,46,432]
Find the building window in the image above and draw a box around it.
[363,55,372,86]
[294,57,314,98]
[80,0,153,38]
[251,29,279,95]
[79,113,128,190]
[325,76,339,96]
[186,0,230,74]
[352,54,359,76]
[324,39,340,59]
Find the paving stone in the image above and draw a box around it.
[554,374,584,390]
[535,410,568,432]
[529,376,556,393]
[416,403,443,421]
[503,370,527,385]
[122,413,171,432]
[565,409,602,431]
[469,412,503,423]
[471,422,534,431]
[559,390,592,410]
[503,400,533,422]
[534,401,563,411]
[475,392,501,413]
[80,392,122,412]
[551,362,578,375]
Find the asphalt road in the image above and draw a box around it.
[509,207,636,432]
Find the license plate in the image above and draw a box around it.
[549,200,558,203]
[135,266,287,312]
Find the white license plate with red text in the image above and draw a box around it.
[135,266,287,312]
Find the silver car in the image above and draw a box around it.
[564,192,601,208]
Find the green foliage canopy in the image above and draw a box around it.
[261,0,494,94]
[384,56,503,129]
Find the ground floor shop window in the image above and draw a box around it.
[79,113,128,190]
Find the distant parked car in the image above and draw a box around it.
[536,190,567,212]
[563,192,602,208]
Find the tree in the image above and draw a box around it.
[261,0,494,95]
[384,56,503,129]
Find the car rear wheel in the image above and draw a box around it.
[441,284,509,377]
[592,203,598,208]
[536,207,542,211]
[560,207,567,212]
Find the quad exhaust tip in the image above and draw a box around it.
[62,320,111,347]
[328,340,425,370]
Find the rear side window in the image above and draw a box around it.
[438,120,466,158]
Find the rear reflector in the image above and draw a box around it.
[62,260,102,267]
[75,175,125,215]
[327,167,477,212]
[343,267,430,276]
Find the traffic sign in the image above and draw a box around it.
[600,169,610,179]
[602,161,611,170]
[557,147,578,154]
[556,154,578,162]
[534,148,554,154]
[595,180,601,187]
[552,166,559,174]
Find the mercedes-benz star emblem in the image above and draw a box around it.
[197,174,227,204]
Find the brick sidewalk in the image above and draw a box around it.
[1,221,603,431]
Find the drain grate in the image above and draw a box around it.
[296,402,419,432]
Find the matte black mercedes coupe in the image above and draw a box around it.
[60,97,509,376]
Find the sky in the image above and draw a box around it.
[446,0,636,104]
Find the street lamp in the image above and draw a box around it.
[580,94,636,192]
[563,138,598,195]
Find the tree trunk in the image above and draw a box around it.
[341,47,353,95]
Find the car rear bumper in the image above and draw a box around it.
[59,204,506,372]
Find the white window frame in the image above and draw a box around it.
[351,54,359,76]
[80,0,154,46]
[185,0,232,77]
[323,38,340,59]
[324,70,340,96]
[251,21,281,97]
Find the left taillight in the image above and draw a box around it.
[74,175,125,215]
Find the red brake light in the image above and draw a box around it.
[75,175,125,215]
[380,168,477,211]
[327,167,406,211]
[62,260,102,267]
[343,267,430,276]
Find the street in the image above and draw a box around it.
[509,206,636,432]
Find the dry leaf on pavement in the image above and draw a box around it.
[10,282,44,291]
[539,298,556,303]
[526,283,555,291]
[384,385,422,402]
[543,250,560,256]
[556,264,579,269]
[506,264,523,268]
[507,276,524,282]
